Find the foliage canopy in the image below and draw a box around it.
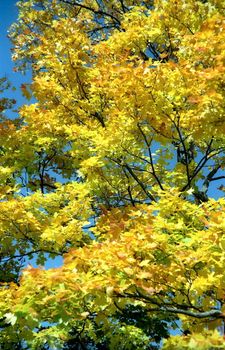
[0,0,225,348]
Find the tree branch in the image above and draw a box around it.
[124,164,156,202]
[60,0,121,25]
[147,307,224,319]
[137,122,164,190]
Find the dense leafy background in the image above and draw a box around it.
[0,0,225,348]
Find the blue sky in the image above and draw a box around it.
[0,0,18,77]
[0,0,63,268]
[0,0,31,109]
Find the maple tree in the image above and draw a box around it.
[0,0,225,348]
